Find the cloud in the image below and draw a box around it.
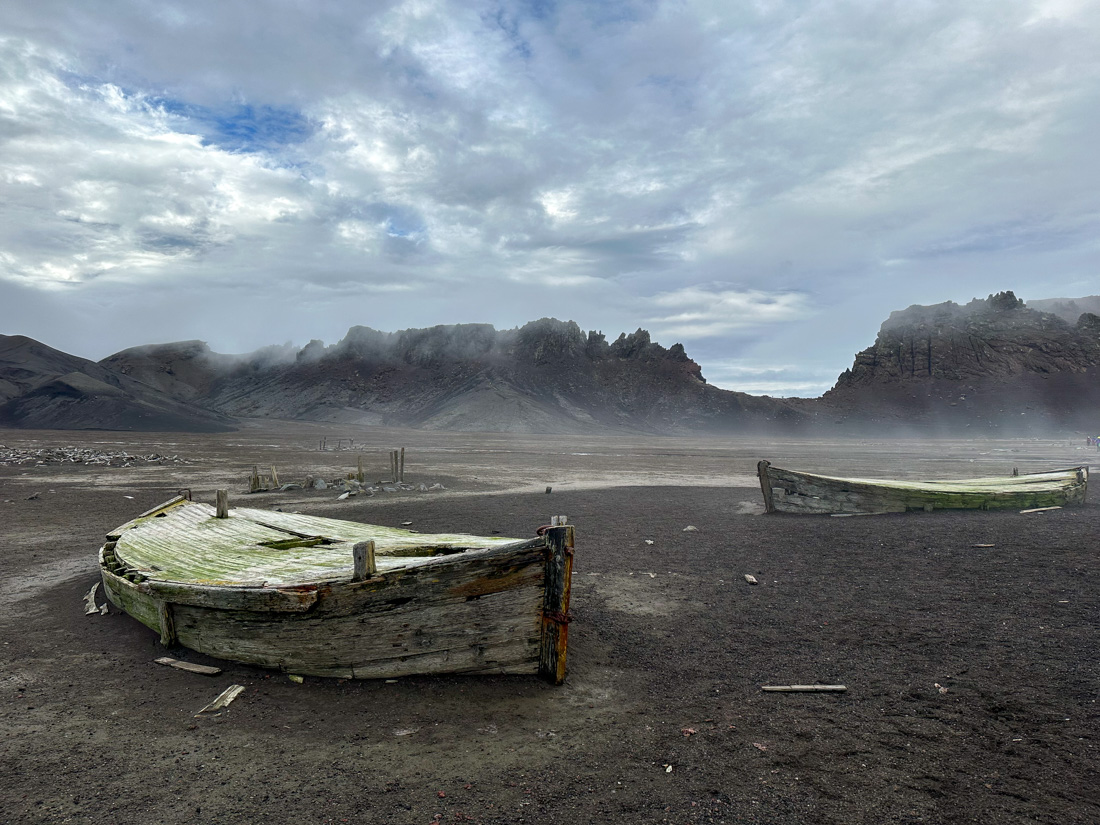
[646,286,813,337]
[0,2,1098,392]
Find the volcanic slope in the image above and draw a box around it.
[101,319,807,435]
[0,335,235,432]
[806,291,1100,432]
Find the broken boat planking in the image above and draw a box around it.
[758,461,1088,515]
[98,496,574,683]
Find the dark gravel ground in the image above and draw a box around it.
[1,438,1098,825]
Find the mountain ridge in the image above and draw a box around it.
[3,292,1098,434]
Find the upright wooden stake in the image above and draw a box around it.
[270,466,280,487]
[539,522,574,685]
[216,489,229,519]
[399,447,405,481]
[250,465,260,493]
[352,540,376,581]
[357,455,364,483]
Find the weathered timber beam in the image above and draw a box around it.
[539,523,574,685]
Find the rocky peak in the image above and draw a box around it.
[834,291,1097,387]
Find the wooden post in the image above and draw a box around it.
[391,450,398,483]
[352,540,376,581]
[250,465,260,493]
[539,522,574,685]
[399,447,405,482]
[357,455,364,483]
[270,466,280,487]
[157,601,177,647]
[216,489,229,519]
[757,461,775,514]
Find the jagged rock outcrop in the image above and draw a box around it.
[100,319,804,434]
[813,292,1100,431]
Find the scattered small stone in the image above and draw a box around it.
[313,479,328,490]
[337,491,351,500]
[682,525,698,532]
[644,539,654,545]
[744,574,758,585]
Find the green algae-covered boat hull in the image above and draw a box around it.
[99,498,574,682]
[757,461,1088,515]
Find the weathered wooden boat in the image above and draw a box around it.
[99,496,574,683]
[757,461,1088,515]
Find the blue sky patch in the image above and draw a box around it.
[154,98,314,154]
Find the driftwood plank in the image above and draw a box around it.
[194,684,244,716]
[155,657,222,676]
[762,685,847,692]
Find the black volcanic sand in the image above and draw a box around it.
[1,434,1098,824]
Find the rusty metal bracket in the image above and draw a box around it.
[536,524,553,536]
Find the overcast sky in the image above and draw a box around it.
[1,0,1098,396]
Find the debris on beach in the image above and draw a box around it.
[744,574,758,585]
[83,582,102,615]
[0,446,189,467]
[761,684,846,693]
[194,685,245,717]
[155,657,222,676]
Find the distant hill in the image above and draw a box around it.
[1027,295,1100,325]
[0,335,236,432]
